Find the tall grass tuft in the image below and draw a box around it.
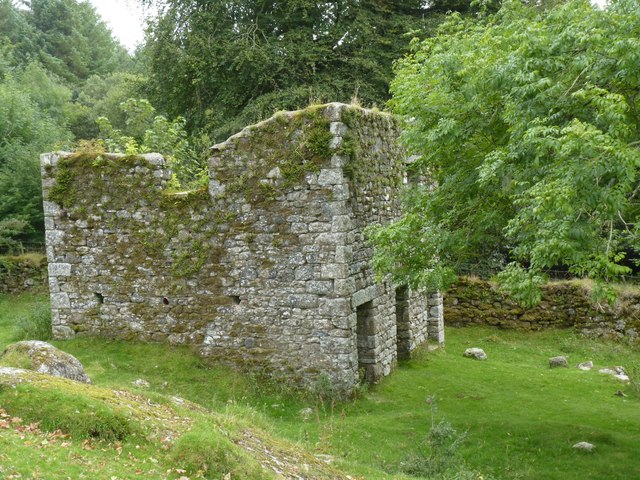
[628,363,640,398]
[12,301,52,342]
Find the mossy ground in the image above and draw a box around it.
[1,293,640,479]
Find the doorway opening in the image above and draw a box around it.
[396,286,410,360]
[356,300,377,383]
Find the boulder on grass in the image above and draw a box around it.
[0,341,90,384]
[463,348,487,361]
[599,366,629,382]
[577,361,593,371]
[572,441,595,452]
[549,356,568,368]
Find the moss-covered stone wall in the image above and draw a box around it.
[446,277,640,341]
[41,103,444,393]
[0,255,48,294]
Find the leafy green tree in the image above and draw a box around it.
[0,76,70,248]
[66,72,147,140]
[16,62,72,124]
[371,0,640,305]
[141,0,444,140]
[0,0,138,251]
[0,0,40,66]
[97,98,204,188]
[0,218,30,254]
[24,0,131,84]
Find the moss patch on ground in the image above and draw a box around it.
[0,367,351,480]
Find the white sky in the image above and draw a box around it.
[87,0,155,52]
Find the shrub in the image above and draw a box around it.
[398,397,496,479]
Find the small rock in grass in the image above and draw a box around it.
[572,441,595,452]
[0,341,90,383]
[132,378,150,388]
[299,407,314,420]
[463,348,487,361]
[599,367,629,382]
[549,356,568,368]
[577,361,593,371]
[614,390,627,397]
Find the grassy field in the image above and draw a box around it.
[1,292,639,479]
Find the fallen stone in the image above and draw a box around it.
[572,441,595,452]
[549,356,568,368]
[0,341,90,383]
[614,366,627,375]
[577,361,593,371]
[463,348,487,361]
[599,367,629,382]
[132,378,150,388]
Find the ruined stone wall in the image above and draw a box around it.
[41,103,443,392]
[446,277,640,341]
[206,104,361,388]
[0,255,48,294]
[321,107,443,381]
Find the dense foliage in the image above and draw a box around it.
[0,0,136,252]
[0,0,130,83]
[141,0,446,141]
[96,98,204,188]
[371,0,640,304]
[0,59,71,250]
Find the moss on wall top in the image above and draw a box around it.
[45,151,161,212]
[210,106,334,206]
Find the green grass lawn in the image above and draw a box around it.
[1,293,639,479]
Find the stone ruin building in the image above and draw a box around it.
[41,103,444,393]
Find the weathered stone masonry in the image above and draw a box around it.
[446,277,640,341]
[41,103,443,392]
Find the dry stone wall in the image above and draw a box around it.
[0,256,48,294]
[41,103,444,393]
[446,277,640,341]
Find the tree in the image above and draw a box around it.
[69,72,147,140]
[0,0,138,251]
[96,98,204,187]
[371,0,640,305]
[24,0,131,84]
[141,0,444,140]
[0,76,70,248]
